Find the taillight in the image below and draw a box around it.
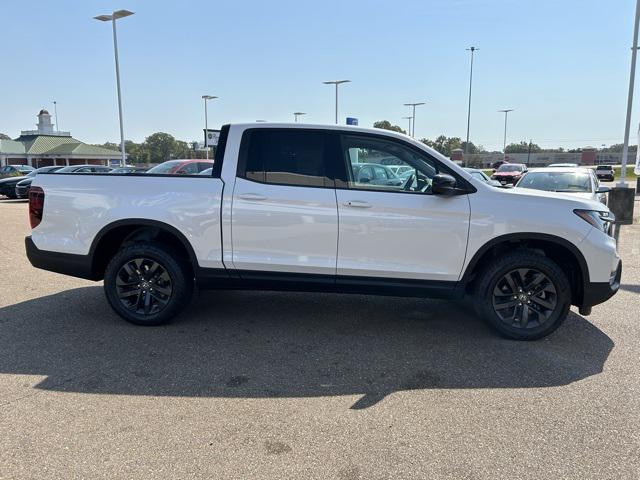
[29,186,45,229]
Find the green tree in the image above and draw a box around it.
[142,132,184,163]
[373,120,406,135]
[603,143,637,153]
[421,135,466,157]
[505,141,541,154]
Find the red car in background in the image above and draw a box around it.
[491,163,528,185]
[146,159,214,175]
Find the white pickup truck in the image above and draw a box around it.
[25,123,621,340]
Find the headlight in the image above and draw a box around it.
[574,209,615,233]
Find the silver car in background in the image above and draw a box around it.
[515,167,610,204]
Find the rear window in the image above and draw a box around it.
[596,166,613,170]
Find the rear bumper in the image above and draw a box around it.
[25,236,97,280]
[581,259,621,309]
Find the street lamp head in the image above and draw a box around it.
[294,112,306,116]
[402,116,413,119]
[323,80,351,85]
[466,46,479,52]
[113,9,134,19]
[94,10,134,21]
[202,95,218,100]
[404,102,426,107]
[498,109,514,113]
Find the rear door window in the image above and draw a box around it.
[241,129,333,187]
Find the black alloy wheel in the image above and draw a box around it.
[491,268,557,330]
[115,258,173,316]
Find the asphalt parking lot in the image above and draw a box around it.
[0,198,638,479]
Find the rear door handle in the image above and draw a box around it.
[344,200,372,208]
[238,193,267,201]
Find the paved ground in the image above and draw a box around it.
[0,198,638,479]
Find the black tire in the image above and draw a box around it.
[104,242,193,326]
[474,250,571,340]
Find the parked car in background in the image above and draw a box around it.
[463,168,502,187]
[516,167,610,204]
[548,163,578,168]
[198,168,214,176]
[0,166,61,198]
[595,165,615,182]
[109,166,148,174]
[0,164,35,179]
[55,165,113,174]
[13,166,64,199]
[491,163,528,185]
[351,163,404,187]
[146,160,214,175]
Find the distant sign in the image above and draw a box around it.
[204,129,220,147]
[346,117,358,126]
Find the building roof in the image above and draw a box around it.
[0,139,26,154]
[1,134,120,157]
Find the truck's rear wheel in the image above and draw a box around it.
[104,243,193,326]
[474,251,571,340]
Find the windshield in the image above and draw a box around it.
[146,161,183,174]
[596,166,612,170]
[518,172,592,193]
[497,164,523,172]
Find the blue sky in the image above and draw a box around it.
[1,0,638,150]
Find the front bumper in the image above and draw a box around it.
[491,176,520,185]
[25,236,97,280]
[581,259,621,311]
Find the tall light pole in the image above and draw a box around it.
[465,46,479,164]
[323,80,350,124]
[498,109,514,160]
[404,102,426,137]
[294,112,306,123]
[620,0,640,186]
[94,9,134,167]
[402,116,413,135]
[52,100,59,133]
[202,95,218,159]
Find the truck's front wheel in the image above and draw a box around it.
[474,251,571,340]
[104,243,193,326]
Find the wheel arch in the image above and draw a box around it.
[461,232,590,306]
[89,219,198,280]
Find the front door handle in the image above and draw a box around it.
[344,200,372,208]
[238,193,267,201]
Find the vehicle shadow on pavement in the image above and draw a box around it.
[0,286,614,409]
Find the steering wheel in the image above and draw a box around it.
[403,174,416,191]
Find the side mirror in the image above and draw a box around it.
[597,186,611,194]
[432,173,458,195]
[360,177,371,184]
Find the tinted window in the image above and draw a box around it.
[243,130,331,187]
[342,135,439,194]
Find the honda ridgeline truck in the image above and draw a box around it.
[25,123,621,340]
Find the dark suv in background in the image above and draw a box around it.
[596,165,615,182]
